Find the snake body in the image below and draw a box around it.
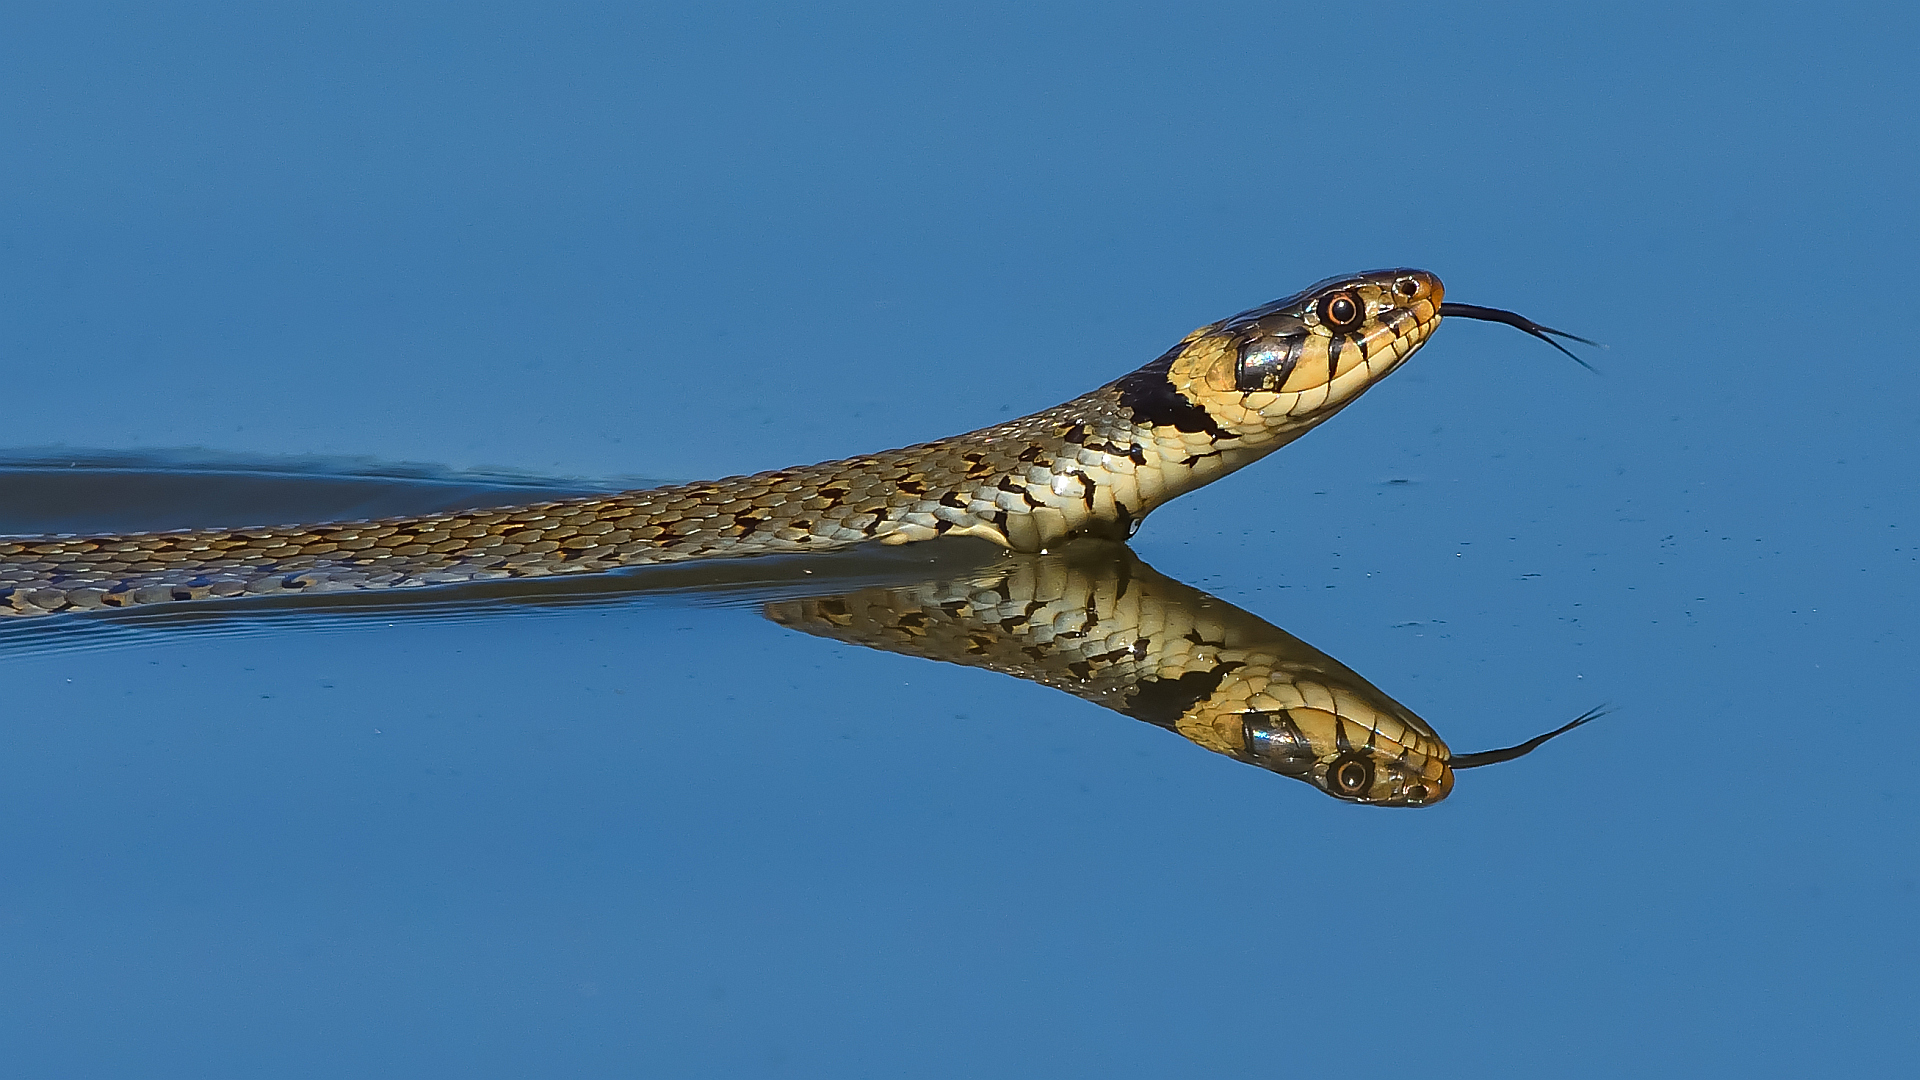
[1,270,1444,617]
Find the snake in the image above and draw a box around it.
[0,268,1591,618]
[769,544,1598,807]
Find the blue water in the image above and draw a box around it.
[1,4,1916,1077]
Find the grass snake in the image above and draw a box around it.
[0,268,1590,618]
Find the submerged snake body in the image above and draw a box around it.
[1,271,1443,617]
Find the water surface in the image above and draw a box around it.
[2,5,1915,1077]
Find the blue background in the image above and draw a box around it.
[2,3,1916,1076]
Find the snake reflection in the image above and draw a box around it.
[769,543,1595,807]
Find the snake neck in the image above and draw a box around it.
[824,339,1374,554]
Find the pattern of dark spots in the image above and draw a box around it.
[996,478,1024,493]
[1119,662,1243,729]
[1061,423,1088,445]
[1328,334,1344,381]
[898,479,927,496]
[733,512,765,535]
[934,520,954,533]
[1126,443,1148,466]
[1018,444,1049,464]
[172,589,193,601]
[963,454,995,479]
[965,632,996,654]
[282,575,310,589]
[1114,501,1134,537]
[988,510,1010,528]
[819,486,850,502]
[939,492,968,509]
[1084,645,1136,665]
[1111,350,1238,439]
[894,611,927,629]
[1178,449,1226,467]
[1067,660,1093,680]
[1184,629,1225,648]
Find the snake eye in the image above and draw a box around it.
[1327,754,1375,797]
[1395,277,1421,298]
[1317,292,1364,333]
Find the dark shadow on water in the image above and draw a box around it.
[0,454,1598,802]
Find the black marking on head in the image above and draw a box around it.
[1120,662,1244,729]
[1240,710,1317,776]
[1112,352,1237,439]
[1327,333,1343,382]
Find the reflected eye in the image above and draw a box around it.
[1327,754,1375,797]
[1405,783,1430,805]
[1317,292,1364,332]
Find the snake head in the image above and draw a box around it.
[1173,269,1445,440]
[1234,703,1455,806]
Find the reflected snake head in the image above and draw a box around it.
[1235,704,1455,807]
[1164,269,1446,442]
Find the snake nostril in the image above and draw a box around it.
[1395,277,1420,298]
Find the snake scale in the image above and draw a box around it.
[1,269,1587,618]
